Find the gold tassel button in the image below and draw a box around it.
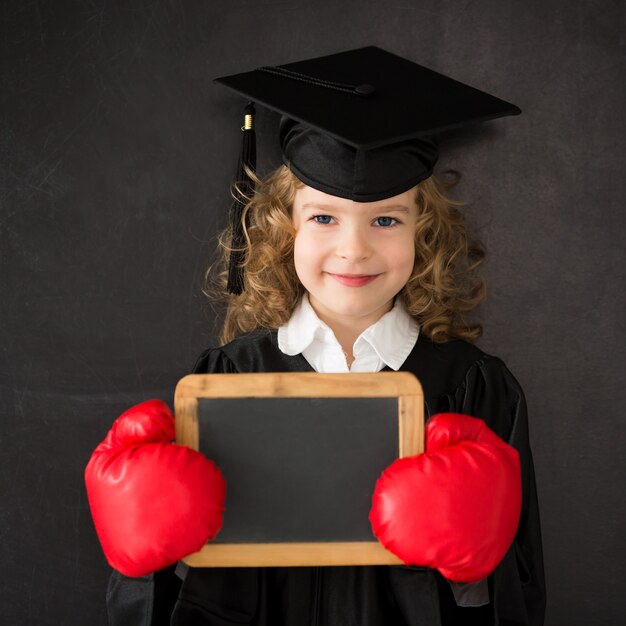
[242,113,254,131]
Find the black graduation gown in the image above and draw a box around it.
[106,330,546,626]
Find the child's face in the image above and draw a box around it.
[292,184,417,330]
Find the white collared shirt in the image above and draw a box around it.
[277,294,420,373]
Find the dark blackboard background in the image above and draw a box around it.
[1,1,624,624]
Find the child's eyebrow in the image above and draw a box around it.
[301,203,410,213]
[376,205,410,213]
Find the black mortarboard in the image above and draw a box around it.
[215,46,520,292]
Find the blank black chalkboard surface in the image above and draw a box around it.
[174,372,424,567]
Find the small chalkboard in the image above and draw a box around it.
[174,372,423,567]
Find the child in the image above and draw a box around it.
[86,47,546,626]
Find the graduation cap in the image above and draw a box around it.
[215,46,520,293]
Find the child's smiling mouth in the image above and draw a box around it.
[326,273,380,287]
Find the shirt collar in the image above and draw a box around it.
[356,299,420,370]
[277,294,332,355]
[278,294,419,370]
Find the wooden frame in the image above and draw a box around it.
[174,372,424,567]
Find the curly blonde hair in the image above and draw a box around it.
[205,165,485,344]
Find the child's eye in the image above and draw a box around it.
[375,216,398,227]
[312,215,335,225]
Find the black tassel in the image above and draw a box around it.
[227,102,256,295]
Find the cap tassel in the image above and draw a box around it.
[227,102,256,295]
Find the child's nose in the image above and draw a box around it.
[336,226,372,261]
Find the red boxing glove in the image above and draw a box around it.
[369,413,521,582]
[85,400,226,577]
